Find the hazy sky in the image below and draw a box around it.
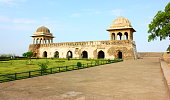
[0,0,169,56]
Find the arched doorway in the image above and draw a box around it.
[124,32,128,40]
[118,51,123,59]
[117,32,122,40]
[36,38,39,44]
[43,51,47,57]
[54,51,59,58]
[34,53,37,57]
[82,51,88,58]
[98,51,105,59]
[67,51,73,58]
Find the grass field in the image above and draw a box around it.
[0,58,123,82]
[0,58,96,75]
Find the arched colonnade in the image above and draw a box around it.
[42,50,123,59]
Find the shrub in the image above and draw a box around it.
[22,52,33,58]
[167,45,170,53]
[95,60,99,65]
[77,62,82,68]
[0,59,10,61]
[115,59,123,62]
[55,61,65,63]
[67,57,70,61]
[108,59,111,63]
[38,62,48,73]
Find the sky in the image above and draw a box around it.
[0,0,169,56]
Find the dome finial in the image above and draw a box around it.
[110,16,132,28]
[36,26,50,33]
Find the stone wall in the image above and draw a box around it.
[137,52,164,58]
[138,52,170,63]
[163,53,170,63]
[29,40,137,60]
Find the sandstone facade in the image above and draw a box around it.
[29,17,138,60]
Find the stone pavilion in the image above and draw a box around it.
[29,16,137,60]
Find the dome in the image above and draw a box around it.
[110,17,132,28]
[36,26,50,33]
[32,26,54,37]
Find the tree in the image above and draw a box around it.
[23,52,33,65]
[148,2,170,51]
[22,52,33,58]
[167,45,170,52]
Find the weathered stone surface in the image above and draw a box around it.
[29,17,138,60]
[0,58,169,100]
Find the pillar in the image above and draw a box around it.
[122,35,124,40]
[129,33,131,40]
[42,38,44,44]
[115,34,117,40]
[44,39,47,44]
[39,39,41,44]
[33,39,35,44]
[110,33,113,40]
[36,39,38,44]
[131,32,133,40]
[48,39,50,43]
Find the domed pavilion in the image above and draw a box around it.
[31,26,54,44]
[29,17,137,60]
[107,16,136,41]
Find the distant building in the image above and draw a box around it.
[29,17,137,60]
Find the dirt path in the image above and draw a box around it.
[0,58,169,100]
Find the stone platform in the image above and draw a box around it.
[0,58,169,100]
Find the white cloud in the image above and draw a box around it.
[0,17,63,31]
[82,9,102,15]
[0,24,33,31]
[70,13,81,18]
[0,0,15,5]
[0,0,27,6]
[0,16,38,24]
[69,9,103,18]
[111,9,123,16]
[0,16,10,22]
[70,9,123,18]
[13,19,37,24]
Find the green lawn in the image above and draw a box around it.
[0,58,123,82]
[0,58,94,75]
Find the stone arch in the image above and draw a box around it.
[48,39,50,43]
[82,51,88,58]
[117,32,122,40]
[43,51,47,57]
[36,38,39,44]
[118,51,123,59]
[124,32,128,40]
[98,50,105,59]
[33,53,37,57]
[67,51,73,58]
[54,51,59,58]
[40,38,42,44]
[44,39,47,44]
[115,49,125,59]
